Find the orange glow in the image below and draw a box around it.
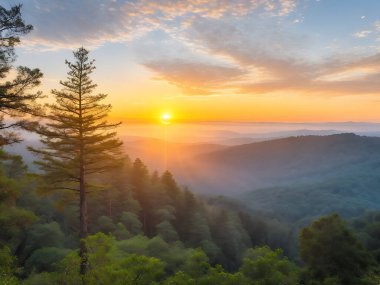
[38,63,380,124]
[94,67,380,124]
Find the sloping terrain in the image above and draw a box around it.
[186,133,380,194]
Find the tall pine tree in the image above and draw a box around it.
[30,48,123,276]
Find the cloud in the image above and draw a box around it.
[375,21,380,31]
[240,72,380,95]
[277,0,297,16]
[143,59,247,95]
[19,0,133,50]
[186,16,312,79]
[135,13,380,97]
[238,53,380,95]
[178,15,380,95]
[16,0,296,50]
[351,20,380,42]
[353,30,372,38]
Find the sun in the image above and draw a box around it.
[160,113,172,125]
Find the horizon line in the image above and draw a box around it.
[115,119,380,125]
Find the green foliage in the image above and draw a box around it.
[156,221,179,242]
[85,233,117,267]
[351,211,380,262]
[0,246,16,272]
[163,268,249,285]
[25,247,69,273]
[40,233,166,285]
[21,272,57,285]
[210,209,252,269]
[55,251,82,284]
[163,271,196,285]
[199,239,222,265]
[0,275,19,285]
[130,158,153,235]
[120,211,142,235]
[0,152,37,251]
[161,171,180,203]
[26,222,64,250]
[0,207,36,249]
[240,246,300,285]
[96,216,116,233]
[91,254,164,285]
[117,235,193,273]
[300,214,374,285]
[113,223,131,240]
[181,249,210,278]
[0,246,18,284]
[198,266,248,285]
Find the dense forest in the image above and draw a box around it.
[2,4,380,285]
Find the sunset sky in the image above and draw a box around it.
[4,0,380,123]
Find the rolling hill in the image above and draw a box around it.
[181,133,380,194]
[181,133,380,225]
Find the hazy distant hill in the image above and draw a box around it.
[210,129,343,145]
[178,133,380,194]
[239,175,380,228]
[179,133,380,226]
[97,133,380,198]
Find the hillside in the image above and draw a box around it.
[239,175,380,228]
[182,133,380,194]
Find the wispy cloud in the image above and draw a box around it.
[16,0,296,50]
[353,30,372,38]
[163,16,380,96]
[143,60,246,95]
[352,20,380,41]
[239,53,380,95]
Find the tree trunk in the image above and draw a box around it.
[79,164,88,277]
[78,56,88,279]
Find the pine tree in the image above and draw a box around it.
[161,170,180,203]
[130,158,153,234]
[29,47,123,276]
[0,4,43,145]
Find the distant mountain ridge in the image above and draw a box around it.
[177,133,380,194]
[238,174,380,228]
[188,133,380,225]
